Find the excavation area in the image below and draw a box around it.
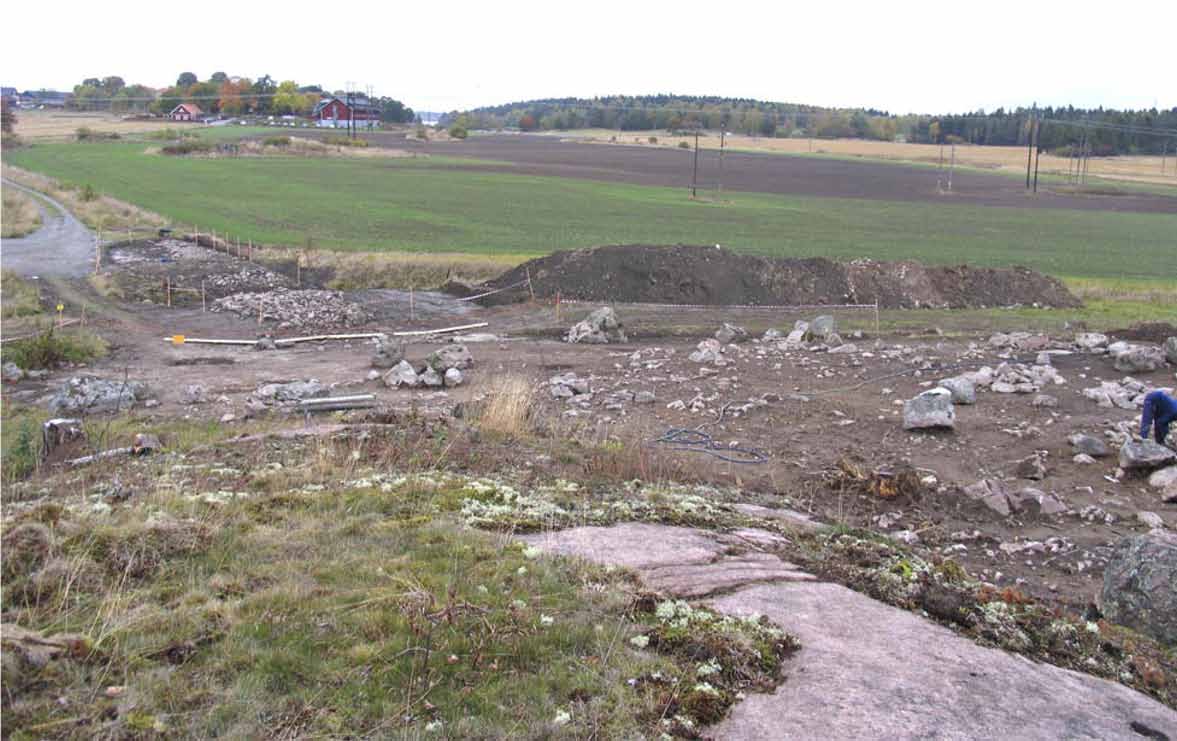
[3,234,1176,737]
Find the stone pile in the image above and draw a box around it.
[565,307,627,344]
[203,265,290,295]
[962,478,1067,517]
[1081,377,1168,410]
[249,379,327,409]
[987,332,1051,352]
[211,289,368,329]
[48,376,149,415]
[383,345,471,389]
[549,372,591,400]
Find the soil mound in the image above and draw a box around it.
[478,245,1080,309]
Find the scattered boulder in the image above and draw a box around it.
[783,321,809,346]
[1031,394,1058,408]
[1101,530,1177,644]
[1165,337,1177,365]
[371,335,405,369]
[828,343,858,354]
[1148,466,1177,490]
[565,307,627,344]
[383,360,420,389]
[48,376,149,415]
[1069,433,1110,458]
[963,479,1065,516]
[252,379,326,404]
[1073,454,1097,465]
[1137,511,1165,530]
[809,315,836,340]
[550,372,590,398]
[1114,346,1166,373]
[427,344,473,372]
[420,367,444,388]
[937,377,976,405]
[1015,454,1047,481]
[2,362,25,383]
[689,339,724,364]
[1119,440,1177,471]
[634,390,656,404]
[902,388,955,431]
[182,384,208,405]
[255,336,278,351]
[1074,333,1109,351]
[444,368,463,387]
[715,323,747,344]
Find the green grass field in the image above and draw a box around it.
[7,139,1177,281]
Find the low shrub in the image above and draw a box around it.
[323,134,368,147]
[161,140,214,156]
[75,127,121,142]
[1,327,108,370]
[263,135,292,147]
[449,124,469,140]
[648,136,658,144]
[678,141,690,149]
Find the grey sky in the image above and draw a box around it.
[4,0,1175,114]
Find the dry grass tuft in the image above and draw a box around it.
[477,375,536,437]
[1,187,41,238]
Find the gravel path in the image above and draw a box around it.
[1,180,95,278]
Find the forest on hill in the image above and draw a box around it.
[445,95,1177,155]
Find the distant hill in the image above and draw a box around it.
[445,94,1177,155]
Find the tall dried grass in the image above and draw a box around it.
[477,375,535,437]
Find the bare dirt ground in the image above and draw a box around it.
[304,131,1177,214]
[6,236,1175,623]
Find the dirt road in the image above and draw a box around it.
[0,179,95,278]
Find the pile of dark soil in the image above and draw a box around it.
[475,245,1081,309]
[1109,322,1177,343]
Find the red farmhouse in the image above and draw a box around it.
[311,95,380,129]
[168,103,204,122]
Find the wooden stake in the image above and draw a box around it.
[237,236,241,258]
[526,267,535,302]
[248,239,253,261]
[166,276,172,307]
[201,280,206,312]
[410,285,416,321]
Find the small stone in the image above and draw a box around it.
[938,377,976,405]
[366,370,380,381]
[383,360,420,389]
[420,367,444,387]
[1015,455,1047,481]
[1075,333,1108,350]
[255,336,278,351]
[1148,466,1177,489]
[1069,433,1110,458]
[1137,511,1165,530]
[1031,394,1058,408]
[183,384,208,404]
[144,399,160,408]
[132,432,162,455]
[715,323,747,344]
[444,368,463,387]
[371,334,406,369]
[220,413,236,423]
[634,390,656,404]
[1,362,25,383]
[809,315,836,340]
[1073,454,1097,465]
[427,344,473,372]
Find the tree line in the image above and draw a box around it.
[446,95,1177,155]
[67,73,417,123]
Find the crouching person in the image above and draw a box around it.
[1141,390,1177,447]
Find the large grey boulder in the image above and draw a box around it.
[420,367,444,388]
[426,344,472,372]
[48,376,149,415]
[1114,346,1165,373]
[937,376,976,405]
[1101,530,1177,645]
[808,315,836,341]
[371,335,405,369]
[1149,466,1177,490]
[1166,337,1177,365]
[902,388,955,431]
[1119,439,1177,471]
[383,360,420,389]
[565,307,627,344]
[715,322,748,344]
[1068,433,1110,458]
[1074,332,1109,351]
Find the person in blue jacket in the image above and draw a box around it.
[1140,390,1177,446]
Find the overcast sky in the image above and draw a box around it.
[4,0,1175,114]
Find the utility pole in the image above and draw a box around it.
[690,129,700,198]
[1032,120,1042,192]
[717,129,726,196]
[1162,140,1168,176]
[1025,114,1034,189]
[948,143,956,192]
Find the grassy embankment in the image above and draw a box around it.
[1,188,42,238]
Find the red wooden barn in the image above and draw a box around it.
[169,103,203,122]
[310,96,380,129]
